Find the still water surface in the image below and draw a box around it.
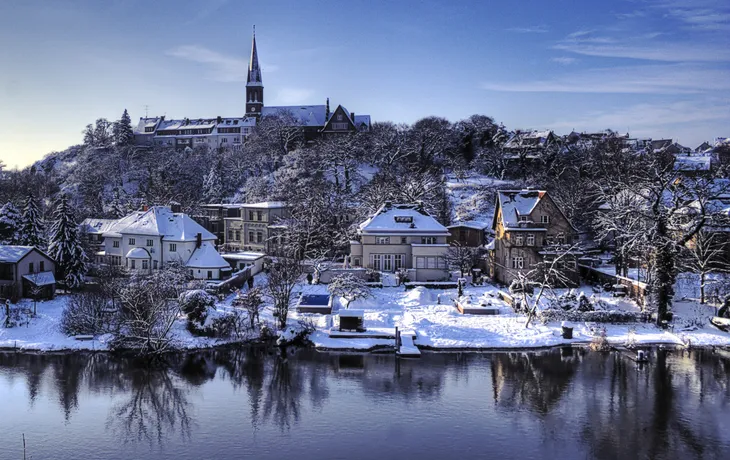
[1,347,729,460]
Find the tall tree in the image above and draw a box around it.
[114,109,135,146]
[202,160,224,204]
[48,195,87,288]
[20,195,45,248]
[0,202,22,245]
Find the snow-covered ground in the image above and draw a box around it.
[445,175,514,228]
[3,277,730,353]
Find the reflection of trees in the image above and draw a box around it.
[106,364,192,445]
[490,349,580,414]
[51,354,86,421]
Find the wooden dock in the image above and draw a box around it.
[397,333,421,357]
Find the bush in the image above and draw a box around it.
[539,309,649,323]
[60,292,113,335]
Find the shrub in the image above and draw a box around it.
[539,309,648,323]
[60,292,113,335]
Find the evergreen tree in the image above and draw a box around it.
[0,202,22,245]
[114,109,134,146]
[203,161,224,203]
[109,188,126,218]
[20,195,46,248]
[49,195,87,288]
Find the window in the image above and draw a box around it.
[370,254,382,270]
[169,243,177,252]
[337,114,343,121]
[249,231,254,243]
[40,261,45,272]
[416,257,425,269]
[257,211,263,221]
[146,239,153,247]
[395,254,404,270]
[222,137,228,143]
[28,262,34,273]
[228,230,233,240]
[353,257,361,267]
[376,237,390,245]
[519,215,529,222]
[526,234,535,246]
[113,240,119,248]
[256,232,263,243]
[427,257,437,269]
[332,122,349,130]
[557,232,565,245]
[514,235,523,246]
[153,260,158,269]
[235,230,240,241]
[401,237,407,244]
[541,215,550,224]
[131,260,136,269]
[129,238,136,245]
[207,271,213,279]
[421,237,436,244]
[512,257,524,269]
[142,260,149,270]
[249,211,254,221]
[383,255,393,271]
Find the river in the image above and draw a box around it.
[1,347,729,459]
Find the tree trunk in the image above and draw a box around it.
[700,271,706,304]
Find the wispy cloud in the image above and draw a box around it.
[551,57,577,65]
[554,40,730,61]
[482,64,730,94]
[167,45,278,82]
[615,10,646,19]
[667,8,730,30]
[185,0,229,25]
[507,25,548,33]
[272,88,314,105]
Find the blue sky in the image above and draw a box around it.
[1,0,728,168]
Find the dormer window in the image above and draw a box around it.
[519,215,529,222]
[394,216,413,223]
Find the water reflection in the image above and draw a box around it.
[0,347,729,459]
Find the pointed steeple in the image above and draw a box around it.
[247,25,262,85]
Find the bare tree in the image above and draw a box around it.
[232,287,264,329]
[266,258,303,330]
[444,244,480,277]
[679,229,728,303]
[328,274,371,309]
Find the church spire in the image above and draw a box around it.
[247,25,262,85]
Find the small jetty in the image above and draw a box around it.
[396,328,421,358]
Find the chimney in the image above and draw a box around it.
[196,232,202,248]
[351,112,355,121]
[216,116,222,124]
[325,98,330,119]
[160,115,165,121]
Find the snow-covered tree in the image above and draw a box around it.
[48,195,87,288]
[0,202,22,245]
[108,188,127,218]
[113,109,134,146]
[20,195,45,248]
[232,286,264,329]
[203,161,224,203]
[679,229,728,304]
[266,258,302,329]
[328,274,371,309]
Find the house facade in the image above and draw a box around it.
[93,206,230,280]
[0,246,56,301]
[488,190,580,287]
[222,202,290,253]
[447,223,487,247]
[349,202,451,282]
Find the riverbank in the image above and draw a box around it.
[3,283,730,354]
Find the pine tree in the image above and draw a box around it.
[49,195,87,289]
[203,161,224,203]
[0,202,22,245]
[109,188,126,218]
[114,109,134,146]
[20,195,46,248]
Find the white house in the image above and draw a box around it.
[349,202,451,282]
[97,206,231,280]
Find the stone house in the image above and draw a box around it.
[487,190,580,287]
[223,202,290,254]
[349,202,451,282]
[0,246,56,301]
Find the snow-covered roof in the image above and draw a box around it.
[133,117,161,135]
[186,241,229,269]
[447,221,488,230]
[674,155,711,172]
[495,190,546,227]
[126,247,150,259]
[243,201,287,209]
[359,203,449,235]
[103,207,216,242]
[221,251,265,261]
[0,246,34,263]
[22,271,56,286]
[80,218,118,235]
[354,114,371,129]
[339,309,364,318]
[261,105,327,127]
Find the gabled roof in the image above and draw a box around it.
[322,105,356,131]
[80,218,118,235]
[103,207,216,241]
[0,246,34,263]
[354,115,371,131]
[261,105,327,127]
[359,202,449,235]
[494,190,546,228]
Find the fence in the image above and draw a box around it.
[579,265,647,306]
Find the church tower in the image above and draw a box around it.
[246,26,264,117]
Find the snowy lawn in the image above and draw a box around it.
[290,282,730,351]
